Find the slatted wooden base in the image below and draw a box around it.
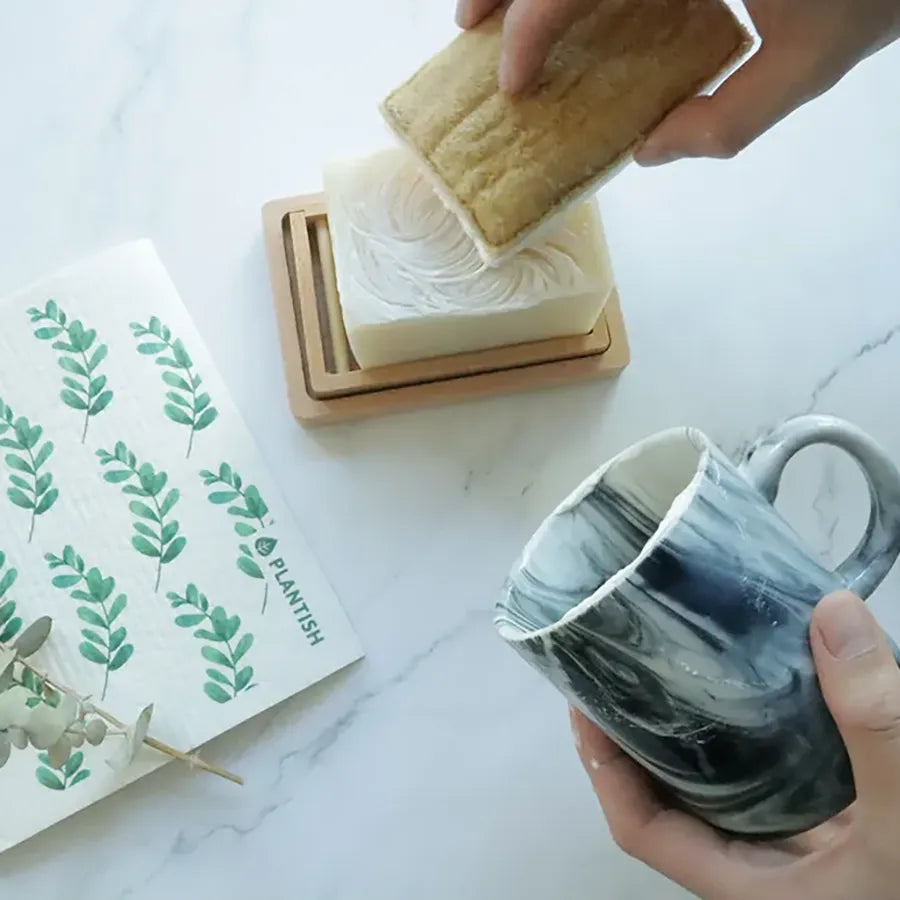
[261,192,630,425]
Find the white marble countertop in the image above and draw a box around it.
[2,2,900,898]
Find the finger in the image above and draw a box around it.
[635,38,825,165]
[810,591,900,823]
[499,0,595,94]
[456,0,504,29]
[570,708,755,897]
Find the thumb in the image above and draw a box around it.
[811,591,900,820]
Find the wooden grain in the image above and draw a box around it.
[261,192,630,426]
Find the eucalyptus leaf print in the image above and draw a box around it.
[167,584,256,703]
[35,750,91,791]
[45,545,134,700]
[27,300,113,442]
[130,317,218,458]
[0,551,22,644]
[200,463,274,613]
[97,441,187,592]
[0,397,59,542]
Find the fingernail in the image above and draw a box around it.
[498,51,523,94]
[455,0,470,27]
[817,592,878,660]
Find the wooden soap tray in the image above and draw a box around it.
[261,193,630,425]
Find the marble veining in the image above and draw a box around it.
[2,0,900,896]
[497,427,900,838]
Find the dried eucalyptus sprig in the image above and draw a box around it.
[0,616,243,785]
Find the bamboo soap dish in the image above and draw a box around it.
[261,193,630,426]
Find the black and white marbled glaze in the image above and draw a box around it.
[496,416,900,839]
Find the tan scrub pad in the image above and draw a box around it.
[380,0,752,266]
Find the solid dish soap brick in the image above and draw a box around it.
[380,0,750,265]
[323,147,615,369]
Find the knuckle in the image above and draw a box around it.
[609,821,645,859]
[701,122,746,159]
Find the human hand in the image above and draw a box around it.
[455,0,900,164]
[569,591,900,899]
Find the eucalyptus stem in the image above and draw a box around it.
[0,638,243,786]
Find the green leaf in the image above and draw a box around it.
[152,472,167,495]
[35,472,52,496]
[129,501,160,522]
[64,752,85,778]
[80,629,108,648]
[137,342,167,354]
[25,696,42,708]
[237,556,264,580]
[108,594,127,623]
[36,768,65,790]
[70,770,91,787]
[205,668,233,687]
[58,357,87,377]
[219,463,233,482]
[133,520,160,541]
[234,522,257,537]
[194,628,223,642]
[34,488,59,516]
[87,344,108,371]
[175,613,205,627]
[132,535,160,558]
[201,647,232,668]
[227,506,256,519]
[34,326,63,339]
[80,328,97,350]
[77,607,107,628]
[0,599,14,623]
[161,536,186,564]
[172,340,193,367]
[108,627,127,652]
[52,574,82,589]
[232,633,254,662]
[164,405,193,426]
[7,474,30,492]
[0,618,22,642]
[195,393,211,412]
[62,377,88,395]
[0,438,24,450]
[195,407,218,431]
[45,300,59,319]
[61,389,88,411]
[122,484,149,497]
[165,391,192,409]
[155,356,178,367]
[7,488,34,510]
[162,371,191,391]
[88,375,106,397]
[161,520,179,544]
[148,316,163,336]
[203,682,232,704]
[0,567,17,598]
[52,341,77,352]
[109,644,134,671]
[209,491,239,504]
[79,641,108,666]
[89,391,113,415]
[234,666,254,692]
[5,455,33,474]
[103,469,132,483]
[35,488,58,515]
[85,567,103,595]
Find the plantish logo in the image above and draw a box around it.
[256,537,324,647]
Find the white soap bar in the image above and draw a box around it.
[323,147,615,369]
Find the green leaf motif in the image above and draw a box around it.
[168,584,257,703]
[47,546,134,699]
[237,555,264,580]
[131,317,218,458]
[98,442,186,592]
[28,303,113,441]
[7,488,34,510]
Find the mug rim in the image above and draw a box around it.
[498,425,711,643]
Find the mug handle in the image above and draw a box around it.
[739,414,900,599]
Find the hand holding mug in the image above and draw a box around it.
[571,591,900,899]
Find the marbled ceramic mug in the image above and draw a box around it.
[496,415,900,839]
